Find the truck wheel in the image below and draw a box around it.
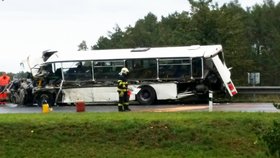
[37,93,54,107]
[136,86,156,105]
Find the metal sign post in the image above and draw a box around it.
[248,72,260,102]
[209,90,213,112]
[248,72,260,86]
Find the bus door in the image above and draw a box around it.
[191,57,203,79]
[211,55,237,96]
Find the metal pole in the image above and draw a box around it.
[209,90,213,112]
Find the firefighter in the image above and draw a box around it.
[0,72,10,102]
[117,67,131,112]
[0,72,10,92]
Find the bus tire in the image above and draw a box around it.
[136,86,156,105]
[9,94,17,104]
[37,93,54,107]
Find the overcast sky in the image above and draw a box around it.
[0,0,279,73]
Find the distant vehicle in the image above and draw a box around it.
[12,45,237,106]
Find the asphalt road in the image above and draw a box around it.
[0,102,279,114]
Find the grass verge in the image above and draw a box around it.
[215,94,280,103]
[0,112,279,158]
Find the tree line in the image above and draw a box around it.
[79,0,279,86]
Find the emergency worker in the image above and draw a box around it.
[117,67,131,112]
[0,72,10,92]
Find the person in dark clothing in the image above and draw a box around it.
[117,67,130,112]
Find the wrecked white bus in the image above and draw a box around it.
[14,45,237,106]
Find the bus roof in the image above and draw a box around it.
[45,45,222,63]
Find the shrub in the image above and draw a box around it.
[273,103,280,109]
[262,120,280,157]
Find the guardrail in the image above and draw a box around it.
[236,86,280,94]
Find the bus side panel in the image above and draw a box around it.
[92,87,135,102]
[62,87,136,103]
[92,87,119,102]
[62,88,94,103]
[211,56,237,96]
[151,83,177,100]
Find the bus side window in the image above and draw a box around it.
[192,57,203,78]
[126,59,156,80]
[66,68,77,80]
[94,60,123,81]
[159,58,191,80]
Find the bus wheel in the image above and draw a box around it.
[37,93,54,107]
[136,86,156,105]
[9,94,17,104]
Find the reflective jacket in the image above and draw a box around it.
[117,74,128,92]
[0,75,10,86]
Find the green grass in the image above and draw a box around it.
[215,94,280,103]
[0,112,279,158]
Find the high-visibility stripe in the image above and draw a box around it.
[118,89,127,92]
